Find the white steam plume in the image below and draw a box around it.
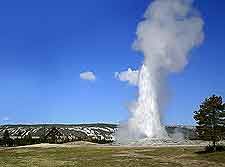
[115,68,139,86]
[116,0,204,142]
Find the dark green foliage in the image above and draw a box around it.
[194,95,225,150]
[1,130,42,147]
[13,138,41,146]
[90,138,113,144]
[204,145,225,153]
[45,126,64,144]
[3,130,10,141]
[3,130,13,147]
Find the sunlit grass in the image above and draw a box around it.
[0,146,224,167]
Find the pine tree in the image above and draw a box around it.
[3,130,10,147]
[194,95,225,151]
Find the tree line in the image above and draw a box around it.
[0,127,113,147]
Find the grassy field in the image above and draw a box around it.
[0,145,225,167]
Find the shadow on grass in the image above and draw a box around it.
[195,145,225,154]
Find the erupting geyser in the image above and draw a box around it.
[128,64,167,138]
[116,0,204,143]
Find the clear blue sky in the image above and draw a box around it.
[0,0,224,125]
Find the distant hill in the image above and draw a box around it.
[0,123,117,143]
[0,124,197,142]
[1,123,117,129]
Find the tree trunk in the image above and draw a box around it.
[213,140,216,152]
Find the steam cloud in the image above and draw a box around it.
[115,69,139,86]
[80,71,96,81]
[116,0,204,142]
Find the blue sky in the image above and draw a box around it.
[0,0,224,125]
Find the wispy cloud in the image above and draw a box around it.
[80,71,96,81]
[2,117,10,121]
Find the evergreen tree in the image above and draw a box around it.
[194,95,225,151]
[3,130,10,147]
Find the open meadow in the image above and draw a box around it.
[0,144,225,167]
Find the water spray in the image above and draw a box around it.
[116,0,204,144]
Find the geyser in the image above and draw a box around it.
[116,0,204,143]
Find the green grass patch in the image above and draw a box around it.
[0,146,224,167]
